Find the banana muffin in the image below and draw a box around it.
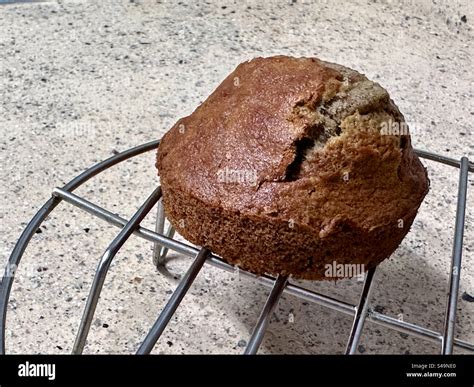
[156,56,429,280]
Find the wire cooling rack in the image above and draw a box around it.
[1,140,473,355]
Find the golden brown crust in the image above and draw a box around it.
[156,56,429,280]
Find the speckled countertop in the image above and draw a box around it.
[0,0,472,354]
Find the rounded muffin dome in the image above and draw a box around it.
[157,56,429,280]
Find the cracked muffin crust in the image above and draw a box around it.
[156,56,429,280]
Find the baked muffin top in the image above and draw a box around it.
[157,56,428,235]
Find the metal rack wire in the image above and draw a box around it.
[1,140,473,355]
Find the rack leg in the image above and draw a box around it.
[441,157,469,354]
[153,199,175,268]
[153,199,165,267]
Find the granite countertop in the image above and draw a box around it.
[0,0,472,354]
